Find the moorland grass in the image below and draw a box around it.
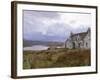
[23,48,90,69]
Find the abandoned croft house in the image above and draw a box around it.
[65,28,91,49]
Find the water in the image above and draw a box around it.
[23,45,49,51]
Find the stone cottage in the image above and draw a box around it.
[65,28,91,49]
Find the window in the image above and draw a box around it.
[86,42,88,47]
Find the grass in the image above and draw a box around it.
[23,48,91,69]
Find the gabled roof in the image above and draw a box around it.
[67,28,90,41]
[71,31,87,40]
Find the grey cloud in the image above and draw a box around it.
[23,10,90,42]
[23,10,60,19]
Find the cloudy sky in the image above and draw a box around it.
[23,10,91,42]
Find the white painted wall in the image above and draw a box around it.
[0,0,100,80]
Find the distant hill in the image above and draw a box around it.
[23,40,64,47]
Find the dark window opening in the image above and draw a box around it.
[86,42,88,47]
[72,42,75,49]
[78,43,80,48]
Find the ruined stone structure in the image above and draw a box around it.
[65,28,90,49]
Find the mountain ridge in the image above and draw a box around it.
[23,40,64,47]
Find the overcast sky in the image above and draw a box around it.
[23,10,91,42]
